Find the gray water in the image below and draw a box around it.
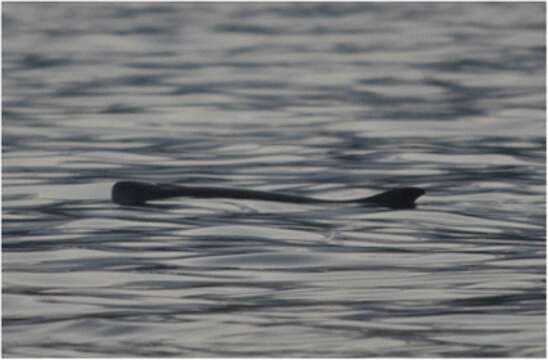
[2,3,546,357]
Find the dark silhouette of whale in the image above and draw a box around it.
[112,181,425,210]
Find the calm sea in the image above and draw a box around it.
[3,3,546,357]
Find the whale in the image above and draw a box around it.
[112,181,425,210]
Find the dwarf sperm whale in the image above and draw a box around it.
[112,181,425,209]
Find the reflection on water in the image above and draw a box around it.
[3,2,546,357]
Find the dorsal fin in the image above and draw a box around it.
[359,187,425,209]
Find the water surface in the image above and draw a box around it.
[2,3,546,357]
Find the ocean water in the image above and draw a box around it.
[2,3,545,357]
